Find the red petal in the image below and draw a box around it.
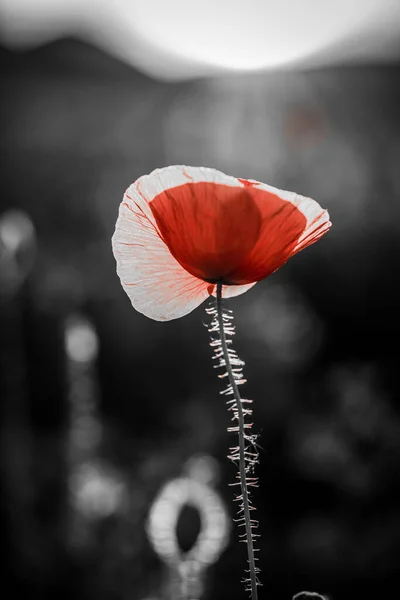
[112,189,211,321]
[149,182,262,282]
[226,186,308,284]
[113,166,330,320]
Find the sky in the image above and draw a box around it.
[0,0,399,79]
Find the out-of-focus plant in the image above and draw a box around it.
[146,453,230,599]
[112,165,331,599]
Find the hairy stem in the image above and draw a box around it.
[208,281,259,599]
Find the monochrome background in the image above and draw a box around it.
[1,2,400,599]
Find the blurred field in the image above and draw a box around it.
[1,37,400,600]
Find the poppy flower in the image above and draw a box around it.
[112,165,331,321]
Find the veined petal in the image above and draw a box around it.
[225,179,331,284]
[112,166,330,320]
[112,188,210,321]
[130,165,244,203]
[150,182,261,282]
[250,179,331,254]
[130,165,261,283]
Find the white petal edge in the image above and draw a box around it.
[112,189,210,321]
[245,178,331,253]
[132,165,245,207]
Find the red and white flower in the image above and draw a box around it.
[112,165,331,321]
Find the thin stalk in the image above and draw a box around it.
[211,281,259,599]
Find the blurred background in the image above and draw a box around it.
[1,1,400,599]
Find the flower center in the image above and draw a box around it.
[150,182,262,283]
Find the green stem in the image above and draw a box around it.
[216,281,258,600]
